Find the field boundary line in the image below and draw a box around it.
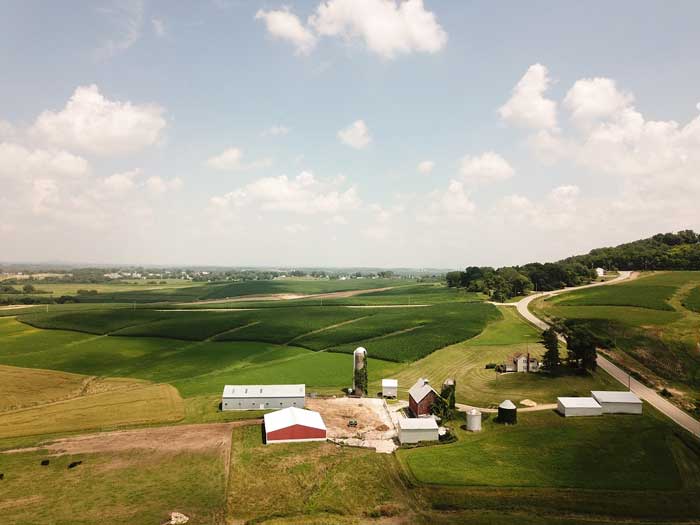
[286,316,371,344]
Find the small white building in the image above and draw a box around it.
[222,384,305,411]
[591,391,643,414]
[595,268,606,277]
[503,353,540,373]
[557,397,603,417]
[382,379,398,398]
[264,407,327,444]
[398,417,439,444]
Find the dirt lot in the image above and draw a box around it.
[305,397,396,441]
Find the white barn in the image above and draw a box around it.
[398,417,439,444]
[557,397,603,417]
[591,391,643,414]
[382,379,398,398]
[222,384,305,411]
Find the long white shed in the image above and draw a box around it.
[591,391,643,414]
[557,397,603,417]
[398,417,439,444]
[222,384,305,411]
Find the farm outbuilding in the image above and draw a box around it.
[557,397,603,417]
[591,391,643,414]
[398,417,439,444]
[222,384,305,411]
[466,408,482,432]
[497,400,517,424]
[264,407,327,444]
[382,379,398,398]
[408,378,438,417]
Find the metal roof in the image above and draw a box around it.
[558,397,602,408]
[398,417,438,430]
[591,391,642,404]
[264,407,326,433]
[382,379,398,387]
[222,384,305,398]
[499,399,516,410]
[409,378,437,403]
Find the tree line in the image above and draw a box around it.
[446,263,595,301]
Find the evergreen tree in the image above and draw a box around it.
[565,326,598,371]
[541,328,560,370]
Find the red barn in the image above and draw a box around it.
[264,407,327,444]
[409,378,438,417]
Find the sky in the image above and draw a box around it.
[2,0,699,268]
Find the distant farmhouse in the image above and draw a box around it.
[500,352,540,373]
[221,384,305,411]
[409,378,438,416]
[595,267,606,277]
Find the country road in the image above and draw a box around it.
[511,271,700,438]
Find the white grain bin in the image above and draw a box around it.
[466,408,482,432]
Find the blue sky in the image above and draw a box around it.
[1,1,699,267]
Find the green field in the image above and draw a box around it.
[15,300,499,363]
[683,285,700,313]
[0,441,227,524]
[534,271,700,412]
[398,409,698,490]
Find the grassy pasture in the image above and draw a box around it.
[534,271,700,403]
[0,380,183,440]
[0,447,226,524]
[557,275,680,311]
[227,425,410,523]
[398,409,698,491]
[682,285,700,312]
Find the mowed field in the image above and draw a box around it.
[533,271,700,410]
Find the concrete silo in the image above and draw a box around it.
[353,347,367,396]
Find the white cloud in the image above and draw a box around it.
[0,120,15,140]
[460,152,514,183]
[417,179,475,224]
[104,168,140,193]
[262,125,290,136]
[205,147,273,171]
[338,120,371,149]
[417,160,434,174]
[309,0,447,59]
[152,18,166,37]
[0,142,89,181]
[284,223,308,234]
[146,175,183,194]
[32,85,166,156]
[255,8,317,55]
[209,171,361,215]
[95,0,144,60]
[499,63,557,130]
[564,77,633,126]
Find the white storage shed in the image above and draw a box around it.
[222,384,305,411]
[382,379,398,398]
[557,397,603,417]
[398,417,439,444]
[591,391,643,414]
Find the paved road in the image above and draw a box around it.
[512,271,700,438]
